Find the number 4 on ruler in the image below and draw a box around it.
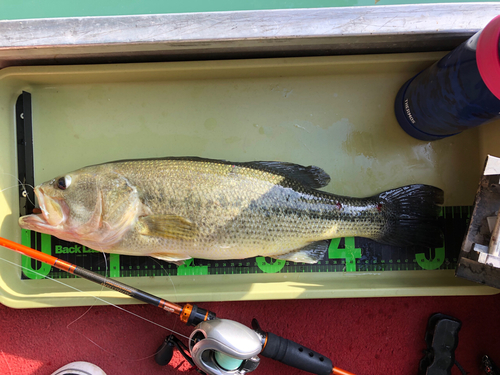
[328,237,361,272]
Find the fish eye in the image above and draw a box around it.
[57,175,72,190]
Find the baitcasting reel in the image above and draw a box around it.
[189,319,262,375]
[155,318,337,375]
[156,319,262,375]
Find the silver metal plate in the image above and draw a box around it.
[0,3,500,67]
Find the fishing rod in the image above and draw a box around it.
[0,236,354,375]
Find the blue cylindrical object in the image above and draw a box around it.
[395,16,500,141]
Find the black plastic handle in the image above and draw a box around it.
[418,313,462,375]
[260,331,333,375]
[155,338,175,366]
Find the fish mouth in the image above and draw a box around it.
[18,187,68,230]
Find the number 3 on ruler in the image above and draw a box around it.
[328,237,361,272]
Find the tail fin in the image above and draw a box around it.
[376,184,444,248]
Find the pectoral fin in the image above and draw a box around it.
[273,241,329,264]
[139,215,198,240]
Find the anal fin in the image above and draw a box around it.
[149,253,192,266]
[273,241,329,264]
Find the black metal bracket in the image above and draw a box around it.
[15,91,35,217]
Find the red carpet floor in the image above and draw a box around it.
[1,293,500,375]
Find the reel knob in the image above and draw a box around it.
[155,334,198,370]
[155,335,176,366]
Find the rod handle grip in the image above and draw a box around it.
[261,331,333,375]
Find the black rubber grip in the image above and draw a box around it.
[261,332,333,375]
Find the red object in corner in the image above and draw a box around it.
[477,15,500,100]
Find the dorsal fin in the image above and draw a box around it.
[240,161,331,189]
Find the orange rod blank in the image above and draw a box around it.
[333,367,356,375]
[0,236,183,315]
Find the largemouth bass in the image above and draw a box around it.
[19,157,444,264]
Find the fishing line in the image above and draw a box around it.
[0,255,190,340]
[0,350,13,375]
[0,172,35,191]
[64,248,113,354]
[0,178,36,208]
[148,256,180,335]
[65,247,109,329]
[65,304,163,363]
[149,256,178,295]
[61,247,184,362]
[0,254,191,363]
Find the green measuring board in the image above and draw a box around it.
[20,206,470,280]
